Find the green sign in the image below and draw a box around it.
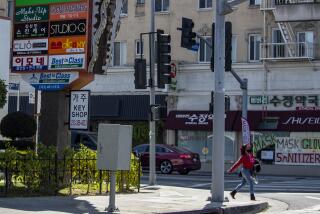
[15,0,83,6]
[15,5,49,22]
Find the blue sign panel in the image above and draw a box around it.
[31,83,68,91]
[9,83,20,90]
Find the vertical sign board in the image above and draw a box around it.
[69,90,90,130]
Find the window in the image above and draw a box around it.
[232,36,238,63]
[137,0,145,4]
[250,0,261,5]
[248,34,261,61]
[113,42,127,66]
[199,37,212,63]
[155,0,169,12]
[272,29,284,58]
[135,40,144,55]
[134,145,147,154]
[297,31,314,58]
[121,0,128,15]
[199,0,212,9]
[7,0,14,18]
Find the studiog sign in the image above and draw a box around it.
[50,19,86,37]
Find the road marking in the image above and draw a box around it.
[189,183,211,188]
[305,196,320,201]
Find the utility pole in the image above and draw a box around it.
[212,0,226,202]
[149,0,156,185]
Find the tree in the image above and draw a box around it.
[0,79,7,109]
[0,111,36,140]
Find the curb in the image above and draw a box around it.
[162,202,268,214]
[224,202,269,214]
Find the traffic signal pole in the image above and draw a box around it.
[149,0,156,186]
[212,0,226,202]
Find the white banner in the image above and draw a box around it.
[69,90,90,130]
[13,39,48,54]
[241,117,251,145]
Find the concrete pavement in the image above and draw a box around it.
[0,185,274,214]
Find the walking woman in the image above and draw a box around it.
[227,143,256,200]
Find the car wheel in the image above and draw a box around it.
[178,169,189,175]
[160,160,173,174]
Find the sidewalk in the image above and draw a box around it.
[0,185,272,214]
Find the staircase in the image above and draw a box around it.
[277,21,296,57]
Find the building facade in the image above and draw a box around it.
[5,0,320,175]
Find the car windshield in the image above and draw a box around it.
[88,133,97,142]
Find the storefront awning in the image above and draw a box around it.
[165,110,320,132]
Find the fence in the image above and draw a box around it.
[0,155,141,197]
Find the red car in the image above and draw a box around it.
[133,144,201,175]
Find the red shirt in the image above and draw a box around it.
[229,153,255,173]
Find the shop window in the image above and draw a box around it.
[258,117,279,130]
[113,42,127,66]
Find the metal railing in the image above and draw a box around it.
[260,42,314,60]
[0,156,141,197]
[261,0,319,9]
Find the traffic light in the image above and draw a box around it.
[181,17,197,49]
[134,59,147,89]
[211,22,232,72]
[157,29,171,89]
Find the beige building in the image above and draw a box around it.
[104,0,320,175]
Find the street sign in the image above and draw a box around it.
[29,92,35,104]
[22,72,78,91]
[9,83,20,91]
[190,43,199,52]
[69,90,90,130]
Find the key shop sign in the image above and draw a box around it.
[69,90,90,130]
[249,95,320,110]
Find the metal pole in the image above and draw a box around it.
[212,0,225,202]
[149,0,156,185]
[106,171,118,212]
[17,82,20,111]
[242,79,248,120]
[34,89,38,154]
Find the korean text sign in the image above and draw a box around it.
[69,90,90,130]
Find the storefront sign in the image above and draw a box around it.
[69,90,90,130]
[12,55,48,71]
[16,0,83,6]
[14,22,48,39]
[50,19,86,37]
[48,54,85,70]
[13,39,48,55]
[241,117,250,145]
[50,2,88,21]
[275,137,320,165]
[49,36,86,55]
[15,5,49,22]
[22,72,79,91]
[250,95,320,109]
[166,111,213,131]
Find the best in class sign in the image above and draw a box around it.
[69,90,90,130]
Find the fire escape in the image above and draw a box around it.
[260,0,320,60]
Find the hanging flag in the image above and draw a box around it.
[241,117,251,145]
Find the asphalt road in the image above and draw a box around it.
[141,171,320,213]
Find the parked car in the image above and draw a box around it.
[71,131,97,150]
[133,144,201,175]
